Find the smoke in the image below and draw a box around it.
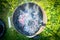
[18,3,42,35]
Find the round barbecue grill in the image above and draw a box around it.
[0,20,5,38]
[13,2,47,38]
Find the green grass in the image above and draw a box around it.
[0,0,60,40]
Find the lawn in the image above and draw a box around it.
[0,0,60,40]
